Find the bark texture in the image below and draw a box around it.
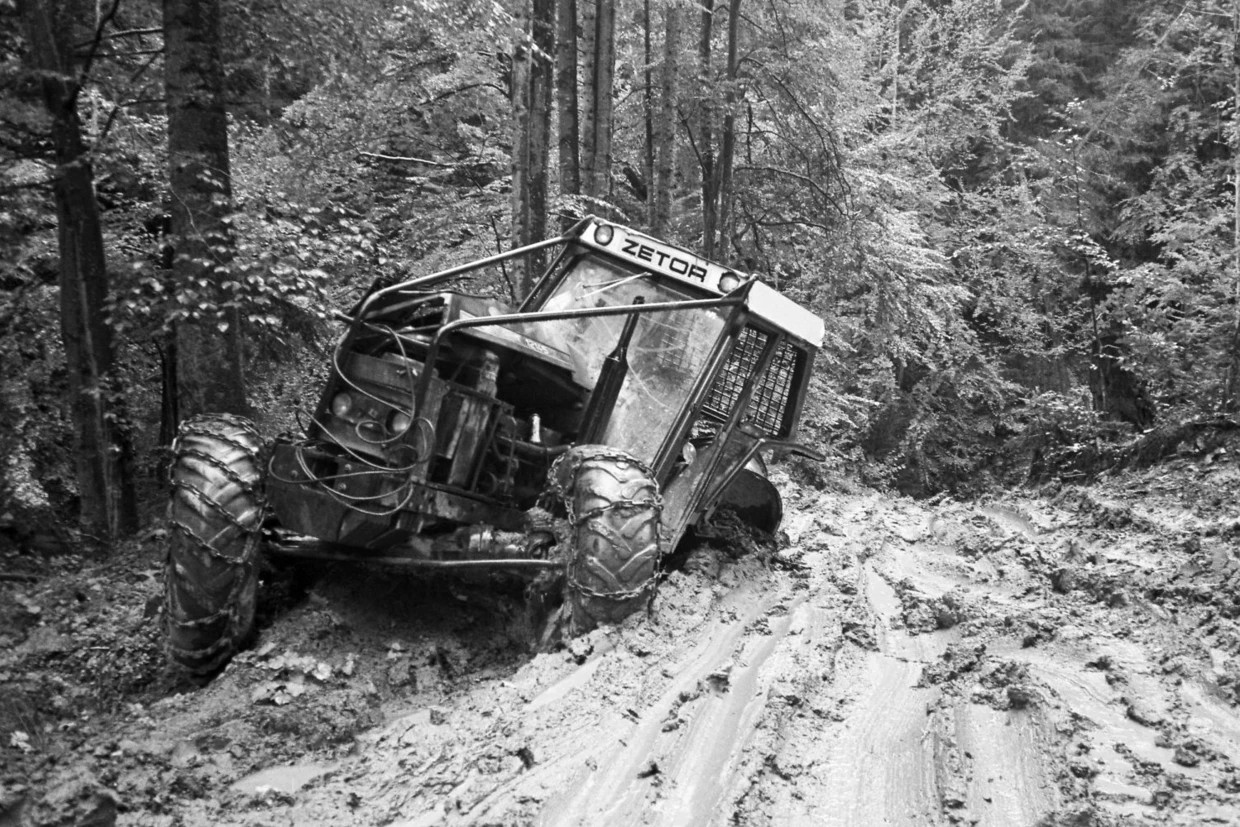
[528,0,554,288]
[716,0,742,259]
[556,0,580,208]
[652,4,679,235]
[583,0,615,199]
[164,0,247,419]
[698,0,717,257]
[511,0,555,296]
[18,0,137,543]
[510,21,531,289]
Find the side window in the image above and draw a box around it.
[698,327,805,439]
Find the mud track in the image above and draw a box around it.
[6,456,1240,825]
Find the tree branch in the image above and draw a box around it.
[73,26,162,49]
[735,163,844,216]
[84,47,165,59]
[420,82,507,106]
[71,0,123,110]
[357,151,453,168]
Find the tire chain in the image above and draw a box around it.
[165,415,265,667]
[548,446,663,603]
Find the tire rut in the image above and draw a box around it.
[737,496,1065,827]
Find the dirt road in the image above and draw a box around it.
[5,454,1240,825]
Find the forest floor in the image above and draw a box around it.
[5,446,1240,826]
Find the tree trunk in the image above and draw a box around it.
[584,0,615,199]
[580,0,597,191]
[18,0,137,543]
[556,0,580,215]
[643,0,655,223]
[510,19,531,293]
[699,0,717,257]
[652,4,679,236]
[527,0,554,291]
[716,0,742,260]
[164,0,247,420]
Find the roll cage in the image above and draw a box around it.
[338,216,823,488]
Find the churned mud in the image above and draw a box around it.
[6,449,1240,825]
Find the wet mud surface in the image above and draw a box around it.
[6,451,1240,825]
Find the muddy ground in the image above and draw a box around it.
[5,448,1240,826]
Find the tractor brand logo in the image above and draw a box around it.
[618,238,714,285]
[592,225,727,292]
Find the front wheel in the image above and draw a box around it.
[551,446,662,635]
[164,414,266,676]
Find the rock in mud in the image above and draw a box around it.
[1173,745,1201,767]
[1124,697,1167,729]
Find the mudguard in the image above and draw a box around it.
[715,453,783,534]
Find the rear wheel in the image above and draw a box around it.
[164,414,265,676]
[552,446,662,635]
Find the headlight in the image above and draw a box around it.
[718,272,742,292]
[388,409,413,435]
[593,223,614,246]
[330,392,354,418]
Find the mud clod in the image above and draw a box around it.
[1052,567,1078,594]
[1123,698,1166,729]
[919,642,987,687]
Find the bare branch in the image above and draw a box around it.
[420,82,507,106]
[128,48,163,83]
[735,163,845,216]
[358,151,453,168]
[83,47,165,59]
[117,97,165,107]
[71,0,123,109]
[73,26,162,49]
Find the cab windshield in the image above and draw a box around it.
[526,255,728,464]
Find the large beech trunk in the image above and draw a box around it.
[164,0,247,419]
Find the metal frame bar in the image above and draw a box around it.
[353,218,591,322]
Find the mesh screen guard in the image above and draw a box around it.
[701,327,802,437]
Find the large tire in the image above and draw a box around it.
[164,414,265,676]
[552,446,662,635]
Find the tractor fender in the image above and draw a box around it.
[715,453,783,535]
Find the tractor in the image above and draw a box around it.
[164,217,825,675]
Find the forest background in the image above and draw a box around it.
[2,0,1238,549]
